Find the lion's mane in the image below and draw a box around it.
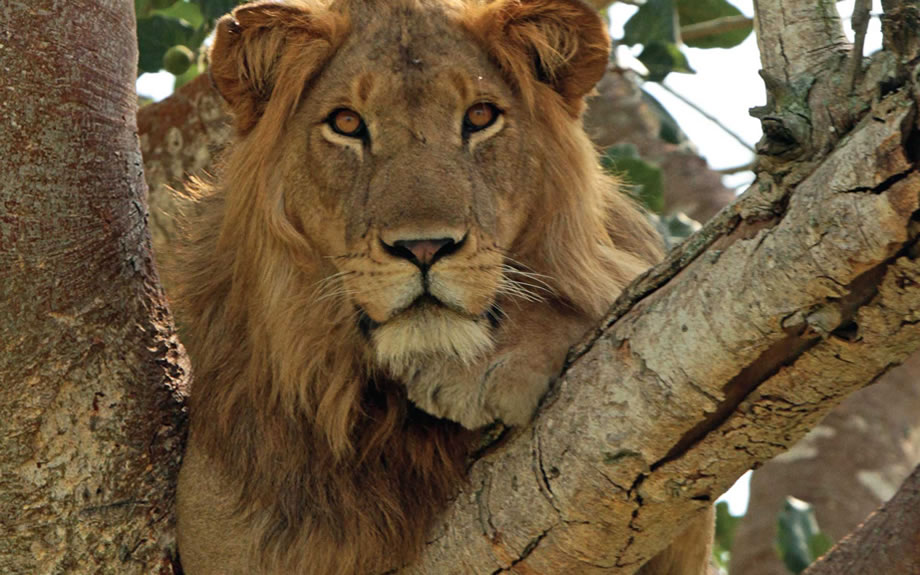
[175,1,662,573]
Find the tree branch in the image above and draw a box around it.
[753,0,849,83]
[845,0,872,92]
[681,15,754,44]
[651,80,756,152]
[804,463,920,575]
[731,356,920,575]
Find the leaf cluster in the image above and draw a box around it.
[135,0,243,88]
[620,0,753,82]
[776,497,834,574]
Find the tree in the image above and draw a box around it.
[2,0,919,574]
[0,1,185,572]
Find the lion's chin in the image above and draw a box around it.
[371,302,494,379]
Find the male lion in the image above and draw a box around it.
[175,0,713,573]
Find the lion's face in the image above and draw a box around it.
[277,4,541,373]
[207,0,624,379]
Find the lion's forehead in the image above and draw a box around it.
[323,0,497,99]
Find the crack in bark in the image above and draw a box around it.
[843,168,914,195]
[532,426,560,511]
[650,231,920,473]
[488,526,554,575]
[475,464,498,542]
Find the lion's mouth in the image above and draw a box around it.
[355,295,503,338]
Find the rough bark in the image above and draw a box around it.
[730,356,920,575]
[0,1,186,573]
[729,2,920,572]
[802,462,920,575]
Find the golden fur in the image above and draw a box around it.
[173,1,704,574]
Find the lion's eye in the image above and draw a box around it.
[329,108,366,138]
[463,103,500,135]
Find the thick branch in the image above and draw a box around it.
[804,463,920,575]
[730,357,920,575]
[753,0,849,82]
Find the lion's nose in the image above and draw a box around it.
[382,236,464,269]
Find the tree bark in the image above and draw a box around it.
[801,462,920,575]
[730,356,920,575]
[0,1,186,573]
[729,2,920,572]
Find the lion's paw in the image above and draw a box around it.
[405,353,555,430]
[480,354,554,427]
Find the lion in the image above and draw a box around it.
[174,0,713,573]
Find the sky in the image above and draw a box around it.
[136,0,886,516]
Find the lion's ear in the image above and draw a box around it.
[465,0,610,116]
[209,1,344,133]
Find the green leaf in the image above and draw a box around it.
[808,531,834,560]
[604,143,639,159]
[602,146,665,214]
[776,497,834,574]
[198,0,242,23]
[638,40,695,82]
[150,0,179,9]
[640,89,687,144]
[714,500,741,553]
[622,0,677,46]
[173,59,202,90]
[664,212,701,241]
[153,1,205,29]
[678,0,753,49]
[137,15,196,74]
[164,45,195,76]
[135,0,152,18]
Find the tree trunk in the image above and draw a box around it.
[0,1,186,573]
